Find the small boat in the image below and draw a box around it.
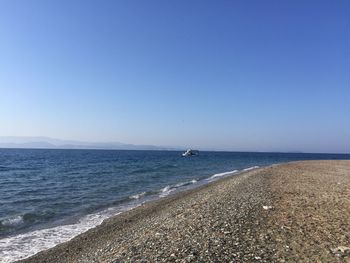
[182,149,198,157]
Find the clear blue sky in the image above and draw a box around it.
[0,0,349,153]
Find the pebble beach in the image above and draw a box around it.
[18,160,350,262]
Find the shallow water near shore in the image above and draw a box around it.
[1,149,350,262]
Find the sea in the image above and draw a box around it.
[1,148,350,262]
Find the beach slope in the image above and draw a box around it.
[19,160,350,262]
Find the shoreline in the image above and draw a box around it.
[15,160,350,262]
[1,165,260,263]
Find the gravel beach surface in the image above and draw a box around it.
[18,160,350,262]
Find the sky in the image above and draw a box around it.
[0,0,349,153]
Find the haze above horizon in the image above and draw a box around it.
[1,1,349,153]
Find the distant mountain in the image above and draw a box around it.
[0,136,179,151]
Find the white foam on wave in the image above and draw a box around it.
[207,170,238,181]
[1,216,24,227]
[129,191,146,200]
[243,166,260,171]
[175,179,198,188]
[0,204,139,263]
[159,185,175,197]
[174,182,186,188]
[159,179,198,198]
[161,185,170,193]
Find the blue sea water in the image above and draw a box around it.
[1,148,350,262]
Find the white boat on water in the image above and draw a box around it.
[182,149,198,157]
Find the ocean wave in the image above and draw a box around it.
[0,204,139,263]
[174,179,196,188]
[207,170,238,180]
[159,179,198,198]
[159,185,174,197]
[1,216,24,227]
[129,192,146,200]
[0,211,57,237]
[128,178,198,202]
[243,166,259,171]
